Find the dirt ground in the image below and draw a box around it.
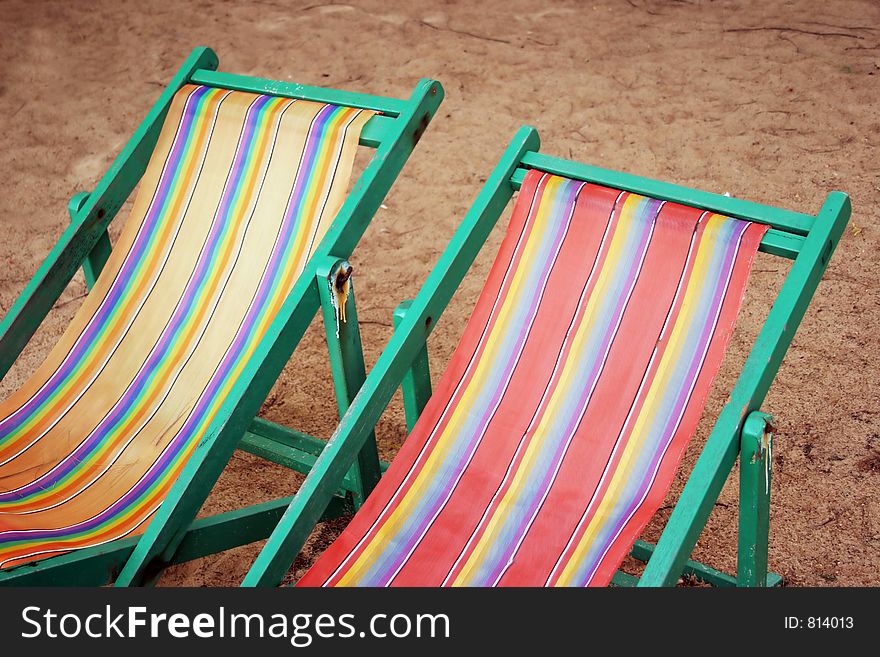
[0,0,877,587]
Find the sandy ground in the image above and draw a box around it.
[0,0,877,587]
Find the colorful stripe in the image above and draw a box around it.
[300,170,767,587]
[0,84,371,568]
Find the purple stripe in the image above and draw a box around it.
[283,105,336,233]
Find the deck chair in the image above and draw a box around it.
[0,47,443,586]
[242,126,850,587]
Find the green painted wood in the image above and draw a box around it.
[0,47,218,381]
[238,416,390,490]
[242,126,541,587]
[238,431,361,495]
[510,167,806,259]
[640,191,850,587]
[610,570,640,587]
[173,494,351,566]
[758,231,805,260]
[247,416,329,457]
[189,69,407,116]
[393,299,432,433]
[737,411,773,587]
[766,572,784,587]
[316,258,381,509]
[67,191,112,289]
[240,430,322,477]
[511,159,816,236]
[114,74,444,587]
[359,115,395,148]
[629,539,783,588]
[0,494,349,586]
[630,540,737,587]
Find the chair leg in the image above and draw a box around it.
[317,259,381,509]
[393,300,432,433]
[67,191,112,290]
[737,410,773,587]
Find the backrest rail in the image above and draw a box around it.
[189,69,406,116]
[513,154,816,237]
[358,115,395,148]
[509,164,811,259]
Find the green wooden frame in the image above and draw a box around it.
[0,47,443,586]
[242,125,850,587]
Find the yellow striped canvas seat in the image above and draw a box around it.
[0,84,371,568]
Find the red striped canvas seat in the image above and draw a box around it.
[300,169,767,587]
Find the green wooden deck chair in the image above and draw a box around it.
[241,126,850,587]
[0,47,443,586]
